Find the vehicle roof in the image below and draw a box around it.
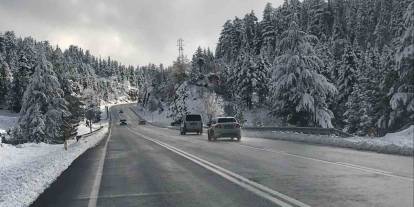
[216,117,236,119]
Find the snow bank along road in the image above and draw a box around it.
[31,104,413,207]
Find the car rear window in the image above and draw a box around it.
[218,118,236,123]
[186,115,201,121]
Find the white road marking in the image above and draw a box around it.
[127,127,311,207]
[87,122,112,207]
[79,191,185,200]
[239,144,413,182]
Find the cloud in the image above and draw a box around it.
[0,0,283,66]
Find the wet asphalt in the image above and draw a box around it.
[31,104,413,207]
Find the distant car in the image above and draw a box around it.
[119,109,124,113]
[120,119,127,125]
[207,117,241,141]
[138,120,146,125]
[180,114,203,135]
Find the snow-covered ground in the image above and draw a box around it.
[0,100,135,207]
[244,126,414,156]
[0,127,108,207]
[0,110,19,134]
[242,109,282,127]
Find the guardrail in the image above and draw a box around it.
[80,126,104,138]
[242,126,352,138]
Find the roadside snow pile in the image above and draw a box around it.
[0,124,108,207]
[379,125,413,147]
[243,126,414,156]
[0,101,116,207]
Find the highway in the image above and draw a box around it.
[31,104,414,207]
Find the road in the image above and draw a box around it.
[31,104,414,207]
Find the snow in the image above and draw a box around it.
[0,126,108,207]
[0,101,136,207]
[0,110,19,134]
[242,108,282,127]
[243,126,414,156]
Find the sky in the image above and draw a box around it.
[0,0,283,66]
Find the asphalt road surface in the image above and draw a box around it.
[31,104,414,207]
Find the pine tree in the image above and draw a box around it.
[190,47,205,83]
[234,51,255,109]
[271,18,337,127]
[168,82,189,121]
[0,53,12,106]
[260,3,276,62]
[389,2,414,130]
[13,53,68,143]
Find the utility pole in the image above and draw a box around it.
[177,38,184,63]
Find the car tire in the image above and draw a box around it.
[208,133,211,141]
[237,136,241,141]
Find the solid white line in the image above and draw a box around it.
[127,127,311,207]
[239,144,413,182]
[87,123,112,207]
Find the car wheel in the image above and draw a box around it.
[208,133,211,141]
[237,136,241,141]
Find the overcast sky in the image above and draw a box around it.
[0,0,283,66]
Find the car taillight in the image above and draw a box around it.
[235,123,240,128]
[215,124,222,128]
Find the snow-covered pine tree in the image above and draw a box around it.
[271,17,337,128]
[374,0,392,50]
[0,53,12,106]
[344,47,380,135]
[7,37,36,112]
[253,54,270,106]
[234,50,255,109]
[343,84,362,134]
[190,47,205,83]
[168,82,189,122]
[13,53,68,143]
[334,43,359,127]
[377,45,398,131]
[389,1,414,130]
[260,3,276,62]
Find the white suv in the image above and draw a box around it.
[207,117,241,141]
[180,114,203,135]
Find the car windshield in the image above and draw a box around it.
[217,118,236,123]
[186,115,201,121]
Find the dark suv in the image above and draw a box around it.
[180,114,203,135]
